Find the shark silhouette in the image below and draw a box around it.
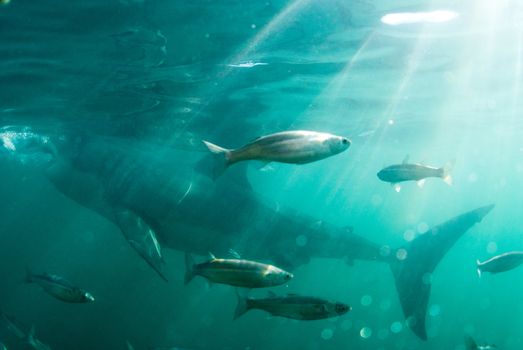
[0,127,494,340]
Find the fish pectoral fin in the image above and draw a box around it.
[114,209,167,281]
[416,179,426,188]
[392,183,401,192]
[257,161,273,172]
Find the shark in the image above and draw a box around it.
[0,126,494,340]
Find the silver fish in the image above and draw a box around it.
[476,251,523,277]
[26,270,95,303]
[377,155,452,192]
[234,291,350,320]
[465,335,497,350]
[202,130,350,177]
[26,326,53,350]
[185,253,293,288]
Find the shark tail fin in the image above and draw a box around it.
[202,140,233,179]
[465,335,478,350]
[476,259,482,278]
[390,204,495,341]
[441,160,454,186]
[184,253,196,285]
[233,289,250,320]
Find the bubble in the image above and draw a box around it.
[296,235,308,247]
[360,327,372,339]
[390,321,403,333]
[361,295,373,306]
[403,229,415,242]
[379,299,391,311]
[321,328,334,340]
[388,119,395,125]
[417,222,429,234]
[396,248,408,261]
[406,316,417,327]
[429,304,441,317]
[422,273,433,285]
[340,320,352,331]
[378,328,389,340]
[468,173,478,182]
[487,242,497,254]
[251,24,257,29]
[380,245,391,257]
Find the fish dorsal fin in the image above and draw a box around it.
[208,252,216,260]
[267,291,277,298]
[228,249,241,259]
[402,154,410,164]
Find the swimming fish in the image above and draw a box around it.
[26,326,53,350]
[465,335,497,350]
[26,270,95,303]
[476,251,523,277]
[202,130,351,178]
[377,155,452,192]
[234,291,350,320]
[185,253,293,288]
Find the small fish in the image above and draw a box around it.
[202,130,351,178]
[26,326,53,350]
[234,291,350,320]
[465,335,497,350]
[185,253,293,288]
[476,251,523,277]
[227,61,268,68]
[26,269,95,303]
[377,155,452,192]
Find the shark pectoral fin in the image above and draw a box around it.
[416,179,426,188]
[114,210,168,282]
[390,204,495,340]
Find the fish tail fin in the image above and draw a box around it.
[476,259,482,278]
[202,140,233,179]
[389,204,495,340]
[233,289,250,320]
[184,252,196,285]
[441,160,454,186]
[465,335,477,350]
[26,325,36,346]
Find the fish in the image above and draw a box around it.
[184,253,293,288]
[202,130,351,178]
[377,155,452,192]
[26,269,95,303]
[0,313,52,350]
[476,251,523,277]
[0,128,494,340]
[465,335,497,350]
[26,326,53,350]
[234,291,350,320]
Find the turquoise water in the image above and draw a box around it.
[0,0,522,349]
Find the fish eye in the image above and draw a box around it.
[342,138,349,145]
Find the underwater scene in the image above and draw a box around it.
[0,0,522,349]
